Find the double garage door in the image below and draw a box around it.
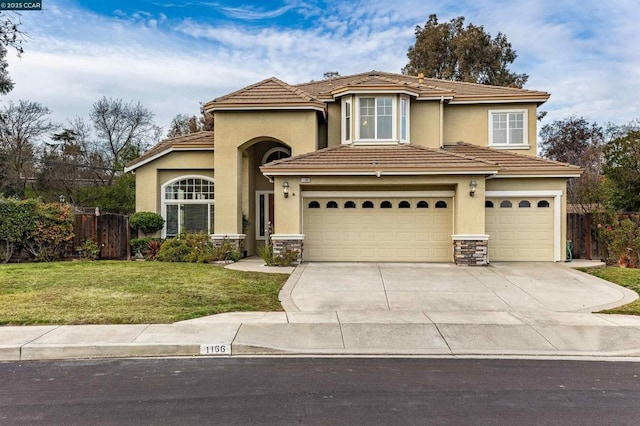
[485,197,555,261]
[303,196,453,262]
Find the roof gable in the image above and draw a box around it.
[205,77,326,112]
[124,131,214,172]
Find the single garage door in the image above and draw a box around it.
[303,197,453,262]
[485,197,554,261]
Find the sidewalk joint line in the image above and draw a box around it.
[337,313,346,349]
[378,263,391,311]
[132,325,151,343]
[432,323,453,354]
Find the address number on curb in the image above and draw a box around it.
[200,344,231,355]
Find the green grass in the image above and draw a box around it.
[0,261,289,325]
[581,267,640,315]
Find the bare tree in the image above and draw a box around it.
[89,97,157,184]
[167,111,214,138]
[0,100,57,197]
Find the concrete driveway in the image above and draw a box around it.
[282,262,637,314]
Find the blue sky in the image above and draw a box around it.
[3,0,639,134]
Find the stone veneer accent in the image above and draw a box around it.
[270,234,304,266]
[453,237,488,266]
[211,234,245,253]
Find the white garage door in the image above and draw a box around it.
[303,197,453,262]
[485,198,554,261]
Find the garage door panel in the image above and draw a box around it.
[486,198,554,261]
[303,197,453,262]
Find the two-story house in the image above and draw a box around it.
[125,71,582,265]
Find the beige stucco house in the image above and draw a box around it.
[125,71,582,265]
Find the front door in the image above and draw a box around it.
[256,191,275,240]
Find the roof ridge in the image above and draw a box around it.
[447,142,582,168]
[410,144,499,166]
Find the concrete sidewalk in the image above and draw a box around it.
[3,309,640,361]
[2,259,640,361]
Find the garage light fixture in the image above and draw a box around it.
[283,181,290,198]
[469,180,477,197]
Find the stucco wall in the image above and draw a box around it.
[443,103,539,155]
[213,110,318,234]
[133,151,214,213]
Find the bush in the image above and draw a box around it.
[156,238,192,262]
[1,198,75,262]
[258,244,275,266]
[129,212,165,235]
[598,217,640,267]
[79,239,100,261]
[0,198,38,263]
[131,237,151,254]
[155,233,241,263]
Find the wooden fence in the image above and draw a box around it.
[74,213,130,260]
[567,213,640,260]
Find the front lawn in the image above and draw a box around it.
[0,261,289,325]
[581,267,640,315]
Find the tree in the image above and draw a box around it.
[539,117,605,213]
[603,130,640,212]
[0,12,25,94]
[167,111,213,138]
[0,100,57,197]
[403,14,528,88]
[89,97,158,184]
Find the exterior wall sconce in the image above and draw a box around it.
[283,181,289,198]
[469,180,477,197]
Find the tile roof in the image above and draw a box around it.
[443,142,583,176]
[294,71,549,103]
[260,144,499,175]
[204,77,325,111]
[124,131,214,171]
[261,143,583,177]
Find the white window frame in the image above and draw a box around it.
[488,109,528,148]
[399,96,410,144]
[341,96,353,145]
[161,175,215,238]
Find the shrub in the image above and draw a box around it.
[79,239,100,261]
[24,202,74,262]
[156,238,192,262]
[0,198,38,263]
[258,244,275,266]
[597,216,640,267]
[146,239,163,260]
[131,237,151,254]
[155,233,241,263]
[129,212,165,235]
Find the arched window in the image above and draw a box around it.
[417,201,429,208]
[485,200,494,208]
[381,201,392,208]
[435,200,447,208]
[163,177,214,237]
[537,200,550,208]
[326,201,338,208]
[500,200,512,208]
[362,201,374,208]
[344,201,356,208]
[308,201,320,208]
[519,200,531,208]
[261,147,291,165]
[399,201,411,208]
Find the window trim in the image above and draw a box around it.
[161,175,215,238]
[261,147,291,165]
[342,95,409,144]
[488,109,529,148]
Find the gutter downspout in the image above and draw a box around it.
[439,96,444,148]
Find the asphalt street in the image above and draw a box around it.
[1,357,640,425]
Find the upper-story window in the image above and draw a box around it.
[489,110,527,147]
[342,95,410,144]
